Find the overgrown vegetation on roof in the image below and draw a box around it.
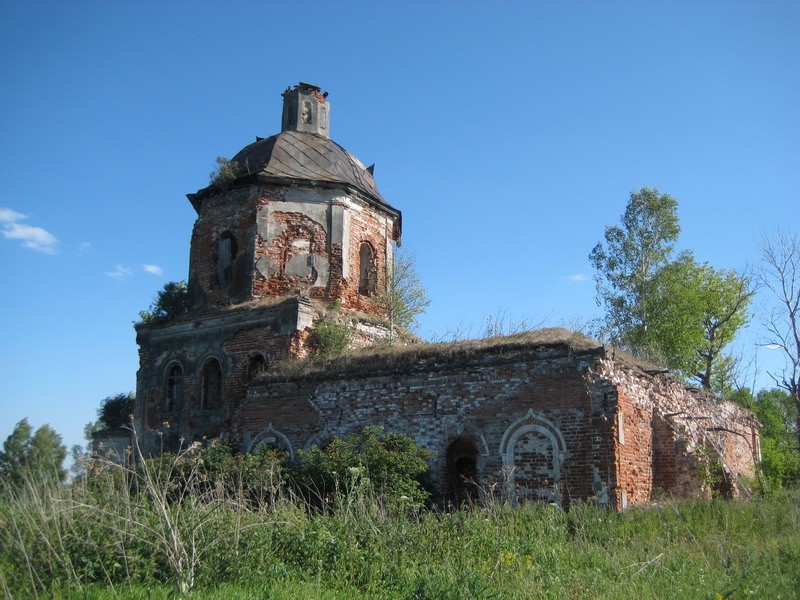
[263,327,604,382]
[208,156,239,189]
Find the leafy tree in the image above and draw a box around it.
[745,388,800,491]
[71,393,135,478]
[139,280,189,324]
[590,188,752,393]
[648,254,753,392]
[380,246,431,334]
[589,186,680,348]
[759,229,800,451]
[0,418,67,486]
[98,392,134,430]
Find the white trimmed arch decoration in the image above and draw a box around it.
[499,409,567,505]
[303,430,334,452]
[248,423,295,460]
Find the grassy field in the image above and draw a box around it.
[2,464,799,600]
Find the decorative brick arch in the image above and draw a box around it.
[248,423,295,460]
[303,430,334,452]
[499,409,567,505]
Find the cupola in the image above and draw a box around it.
[281,82,330,138]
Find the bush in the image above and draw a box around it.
[291,426,432,508]
[308,319,351,358]
[209,156,239,189]
[139,281,189,324]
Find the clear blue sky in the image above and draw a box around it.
[1,1,798,456]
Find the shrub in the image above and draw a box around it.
[308,319,351,358]
[209,156,239,188]
[291,426,432,508]
[139,281,189,324]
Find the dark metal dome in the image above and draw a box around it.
[232,130,385,204]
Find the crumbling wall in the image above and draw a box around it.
[249,185,396,319]
[239,345,615,507]
[339,196,394,314]
[134,300,313,453]
[137,325,758,507]
[253,186,330,299]
[596,356,758,505]
[188,185,259,308]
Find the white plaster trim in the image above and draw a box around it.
[499,409,567,505]
[248,423,295,460]
[334,195,364,212]
[303,430,330,452]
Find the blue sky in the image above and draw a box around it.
[1,1,798,455]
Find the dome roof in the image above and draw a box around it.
[186,83,400,239]
[231,130,386,205]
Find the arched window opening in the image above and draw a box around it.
[247,354,269,381]
[216,232,238,290]
[301,100,313,124]
[165,364,184,412]
[358,242,376,296]
[445,438,479,508]
[201,359,223,410]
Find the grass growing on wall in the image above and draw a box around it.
[2,450,799,599]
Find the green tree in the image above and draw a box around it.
[381,246,431,334]
[139,280,189,323]
[648,255,753,392]
[98,392,134,430]
[0,418,67,486]
[589,186,680,349]
[590,188,752,394]
[748,388,800,490]
[71,392,135,479]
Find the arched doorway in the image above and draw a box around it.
[445,438,479,507]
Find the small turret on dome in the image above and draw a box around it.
[281,82,330,138]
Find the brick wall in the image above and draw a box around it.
[134,300,310,451]
[237,344,614,506]
[188,185,259,307]
[136,316,757,508]
[594,357,758,505]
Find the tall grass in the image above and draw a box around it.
[2,446,798,599]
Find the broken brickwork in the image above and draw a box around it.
[220,333,757,509]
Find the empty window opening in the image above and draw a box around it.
[358,242,376,296]
[165,365,184,412]
[216,232,238,290]
[201,359,223,410]
[445,438,479,508]
[247,354,269,381]
[302,100,313,124]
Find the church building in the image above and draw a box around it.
[133,83,759,509]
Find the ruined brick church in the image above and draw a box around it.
[133,83,759,509]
